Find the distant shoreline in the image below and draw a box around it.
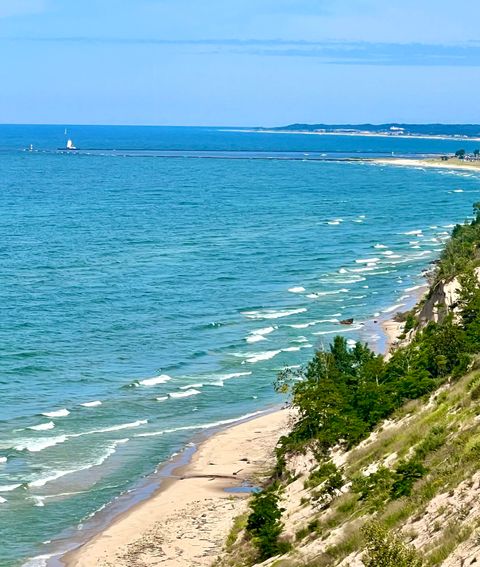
[222,128,480,143]
[369,157,480,172]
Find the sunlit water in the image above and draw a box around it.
[0,126,479,566]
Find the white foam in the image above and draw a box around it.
[0,496,6,504]
[307,288,349,299]
[73,420,146,437]
[21,553,56,567]
[0,457,7,464]
[156,396,169,402]
[404,229,423,235]
[405,284,425,292]
[42,409,69,418]
[15,435,67,453]
[221,372,252,380]
[246,334,267,343]
[0,484,21,492]
[245,350,282,363]
[179,383,203,390]
[28,422,55,431]
[382,303,405,314]
[347,339,357,347]
[80,401,102,408]
[382,250,394,255]
[313,325,363,336]
[169,389,201,399]
[28,439,129,488]
[452,189,464,193]
[289,318,339,329]
[138,374,172,387]
[339,268,348,273]
[374,244,387,249]
[356,258,380,264]
[136,410,265,438]
[327,219,342,225]
[288,286,306,293]
[209,380,224,387]
[242,308,307,320]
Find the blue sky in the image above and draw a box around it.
[1,0,480,125]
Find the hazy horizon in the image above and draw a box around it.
[1,1,480,126]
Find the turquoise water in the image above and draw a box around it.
[1,126,480,566]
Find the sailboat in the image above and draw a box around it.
[66,139,76,150]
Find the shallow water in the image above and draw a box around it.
[1,125,479,566]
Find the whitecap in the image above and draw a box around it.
[138,374,172,387]
[288,286,306,293]
[80,401,102,408]
[0,457,7,464]
[246,334,267,343]
[15,435,67,453]
[0,497,7,504]
[374,244,387,249]
[404,229,423,235]
[452,189,464,193]
[169,389,201,399]
[242,308,307,320]
[28,439,129,488]
[28,422,55,431]
[156,396,169,402]
[220,372,252,380]
[42,409,69,418]
[313,325,363,336]
[382,251,394,256]
[0,484,21,492]
[72,420,146,437]
[179,383,203,390]
[209,380,224,387]
[245,350,282,363]
[136,410,264,438]
[382,303,406,314]
[355,258,380,264]
[405,284,425,292]
[289,318,339,329]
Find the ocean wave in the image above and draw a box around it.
[306,288,349,299]
[0,484,22,492]
[288,286,306,293]
[382,303,406,314]
[136,410,265,438]
[221,372,252,380]
[138,374,172,387]
[405,284,425,292]
[0,496,6,504]
[289,318,339,329]
[179,383,203,390]
[313,325,363,336]
[404,229,423,235]
[242,307,307,320]
[41,409,69,418]
[0,457,7,464]
[28,421,55,431]
[245,349,282,363]
[169,389,201,399]
[327,219,343,225]
[374,243,387,249]
[72,420,147,437]
[15,435,67,453]
[246,334,267,343]
[156,396,169,402]
[80,401,102,407]
[28,439,129,488]
[355,258,380,264]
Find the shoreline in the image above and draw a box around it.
[222,129,480,143]
[52,302,426,567]
[58,408,291,567]
[370,157,480,172]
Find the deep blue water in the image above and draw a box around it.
[1,126,480,566]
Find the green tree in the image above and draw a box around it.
[455,149,466,159]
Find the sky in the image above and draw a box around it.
[1,0,480,126]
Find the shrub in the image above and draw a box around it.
[362,521,423,567]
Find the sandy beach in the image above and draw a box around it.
[62,409,291,567]
[372,158,480,172]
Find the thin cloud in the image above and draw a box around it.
[3,35,480,66]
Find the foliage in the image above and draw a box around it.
[304,461,340,489]
[390,459,427,498]
[362,521,423,567]
[246,483,290,560]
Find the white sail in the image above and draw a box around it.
[66,139,76,150]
